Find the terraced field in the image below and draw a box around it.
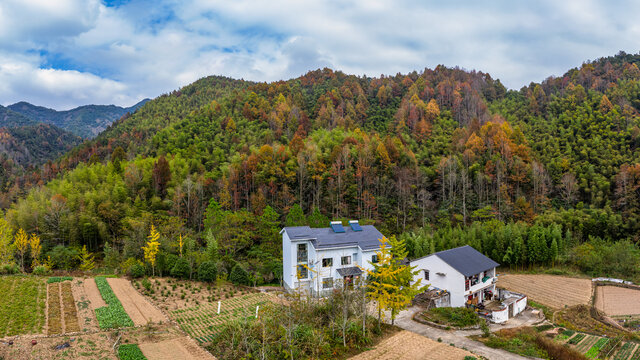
[497,274,592,309]
[171,292,272,344]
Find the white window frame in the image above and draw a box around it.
[322,258,333,267]
[322,277,334,289]
[341,256,351,265]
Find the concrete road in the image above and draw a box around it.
[389,307,543,360]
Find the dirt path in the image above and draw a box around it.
[349,330,474,359]
[83,277,106,309]
[139,337,216,360]
[392,306,529,360]
[107,278,167,326]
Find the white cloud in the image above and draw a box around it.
[1,0,640,109]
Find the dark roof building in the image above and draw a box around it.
[416,245,500,276]
[281,223,384,250]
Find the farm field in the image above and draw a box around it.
[0,276,46,337]
[497,274,592,309]
[106,277,167,326]
[46,280,81,335]
[171,292,273,344]
[595,285,640,317]
[139,336,216,360]
[348,330,475,360]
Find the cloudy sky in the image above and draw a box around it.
[0,0,639,110]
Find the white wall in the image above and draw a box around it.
[282,230,293,290]
[410,255,466,307]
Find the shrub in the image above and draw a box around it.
[130,263,145,278]
[162,253,179,274]
[171,258,190,279]
[141,278,152,291]
[47,245,80,270]
[32,265,50,276]
[535,324,554,332]
[464,357,477,360]
[0,263,19,274]
[229,264,251,285]
[197,261,218,283]
[534,334,587,360]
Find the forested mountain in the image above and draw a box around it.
[6,99,149,138]
[0,105,36,127]
[4,52,640,282]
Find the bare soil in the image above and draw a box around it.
[348,330,475,360]
[83,277,106,309]
[497,274,592,309]
[139,336,217,360]
[106,278,167,326]
[595,285,640,317]
[71,278,99,332]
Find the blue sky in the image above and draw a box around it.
[0,0,639,110]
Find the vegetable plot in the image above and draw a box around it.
[171,292,271,343]
[0,276,46,336]
[94,277,134,329]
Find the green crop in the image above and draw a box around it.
[94,277,134,329]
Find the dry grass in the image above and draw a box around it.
[497,274,592,309]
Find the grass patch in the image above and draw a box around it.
[94,277,134,329]
[47,276,73,283]
[118,344,147,360]
[528,300,553,320]
[421,307,481,328]
[0,276,46,336]
[478,327,586,360]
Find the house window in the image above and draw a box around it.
[371,254,379,264]
[424,270,429,281]
[322,277,333,289]
[297,243,307,263]
[322,258,333,267]
[341,256,351,265]
[297,264,308,279]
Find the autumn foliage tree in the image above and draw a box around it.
[143,225,161,276]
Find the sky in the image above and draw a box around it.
[0,0,639,110]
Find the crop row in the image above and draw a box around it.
[61,282,80,332]
[575,335,598,353]
[614,342,637,360]
[118,344,148,360]
[171,293,270,343]
[0,277,46,337]
[567,333,586,345]
[47,276,73,284]
[94,277,134,329]
[47,283,62,335]
[631,345,640,360]
[585,338,609,359]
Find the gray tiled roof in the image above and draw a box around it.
[337,267,363,276]
[283,225,384,250]
[414,245,500,277]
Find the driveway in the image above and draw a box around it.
[389,307,542,360]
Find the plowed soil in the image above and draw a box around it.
[595,285,640,316]
[106,278,167,325]
[348,330,475,360]
[139,336,217,360]
[71,278,99,332]
[497,274,592,309]
[83,277,106,309]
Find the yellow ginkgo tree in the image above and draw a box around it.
[29,233,42,267]
[14,228,29,272]
[143,225,161,276]
[367,236,426,327]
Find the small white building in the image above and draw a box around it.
[410,245,527,323]
[410,245,500,308]
[281,220,383,295]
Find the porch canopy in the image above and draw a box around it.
[337,267,363,277]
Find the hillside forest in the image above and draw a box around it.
[2,51,640,283]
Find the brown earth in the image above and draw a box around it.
[71,278,99,332]
[139,336,217,360]
[348,330,475,360]
[107,278,167,326]
[497,274,592,309]
[133,277,258,313]
[595,285,640,317]
[83,277,106,309]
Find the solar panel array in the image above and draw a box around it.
[349,221,362,231]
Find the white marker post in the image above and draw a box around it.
[255,305,259,318]
[217,301,221,314]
